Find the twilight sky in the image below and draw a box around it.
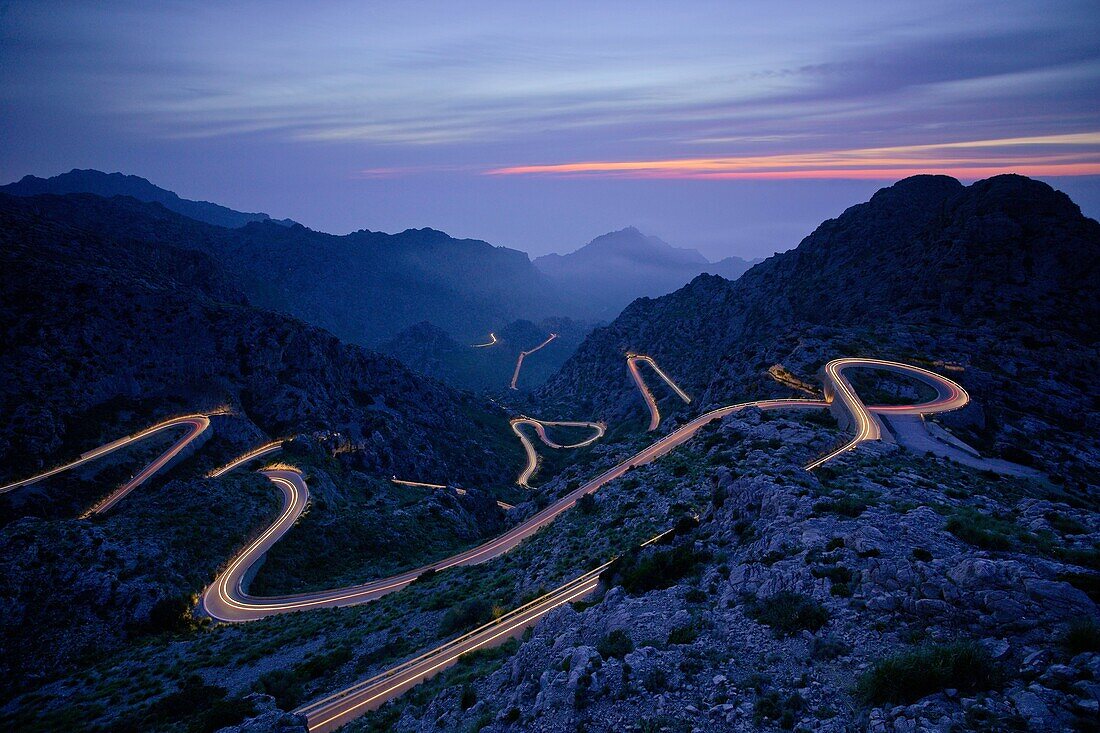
[2,1,1099,260]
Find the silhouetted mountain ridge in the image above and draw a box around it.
[540,174,1100,488]
[0,169,296,229]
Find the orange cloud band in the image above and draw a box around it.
[486,134,1100,180]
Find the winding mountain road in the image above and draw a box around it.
[627,353,692,430]
[510,417,606,487]
[3,357,974,729]
[510,333,558,390]
[1,413,222,517]
[471,332,498,348]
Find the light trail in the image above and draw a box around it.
[207,441,284,478]
[2,356,969,682]
[626,353,692,431]
[471,332,498,348]
[0,413,218,496]
[390,477,448,489]
[295,527,676,732]
[803,358,969,470]
[287,358,972,731]
[510,333,558,390]
[510,417,605,487]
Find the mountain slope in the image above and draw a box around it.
[0,169,294,228]
[539,175,1100,489]
[534,226,760,318]
[0,190,565,344]
[380,317,593,393]
[0,191,523,686]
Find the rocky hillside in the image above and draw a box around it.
[0,193,517,487]
[2,173,766,348]
[539,175,1100,490]
[0,187,565,344]
[368,407,1099,733]
[534,226,759,319]
[0,191,524,690]
[380,317,594,393]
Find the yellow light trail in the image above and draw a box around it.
[207,441,284,478]
[510,417,606,487]
[510,333,558,390]
[390,477,448,489]
[1,354,971,689]
[471,332,498,348]
[626,353,692,431]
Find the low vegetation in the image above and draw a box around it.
[603,543,710,595]
[855,641,1000,705]
[746,591,828,637]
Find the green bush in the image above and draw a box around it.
[911,547,933,562]
[667,623,700,645]
[746,591,828,637]
[132,677,256,733]
[604,544,710,595]
[753,690,804,729]
[145,595,195,634]
[811,565,852,583]
[439,598,493,635]
[1046,512,1087,535]
[945,509,1016,550]
[1060,617,1100,655]
[856,641,1000,705]
[254,647,353,709]
[597,629,634,659]
[460,684,477,710]
[577,493,597,514]
[813,490,877,517]
[810,635,851,661]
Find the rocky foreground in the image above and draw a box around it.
[366,409,1097,733]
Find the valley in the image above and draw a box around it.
[0,173,1096,733]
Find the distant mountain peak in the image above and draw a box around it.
[532,226,760,318]
[0,168,297,229]
[567,226,709,266]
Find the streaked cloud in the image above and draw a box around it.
[487,134,1100,180]
[1,1,1098,257]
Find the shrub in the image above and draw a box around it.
[605,544,710,595]
[747,592,828,637]
[145,595,194,634]
[597,629,634,659]
[667,623,700,645]
[830,582,852,597]
[911,547,933,562]
[1046,512,1087,535]
[811,565,852,583]
[945,509,1016,550]
[254,647,352,709]
[810,635,851,661]
[1060,617,1100,655]
[753,690,804,729]
[577,493,597,514]
[439,598,493,635]
[460,684,477,710]
[684,588,707,603]
[414,568,438,583]
[813,495,872,517]
[642,667,668,693]
[855,641,1000,705]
